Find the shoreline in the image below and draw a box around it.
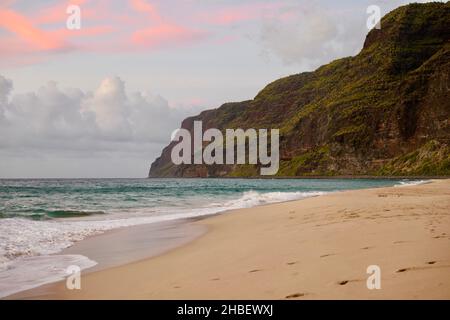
[6,180,450,299]
[0,180,390,298]
[0,218,208,299]
[2,176,447,180]
[60,218,207,273]
[147,176,448,180]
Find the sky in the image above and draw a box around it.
[0,0,444,178]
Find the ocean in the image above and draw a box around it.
[0,178,426,297]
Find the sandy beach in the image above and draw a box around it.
[9,179,450,300]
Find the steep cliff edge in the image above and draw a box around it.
[149,2,450,177]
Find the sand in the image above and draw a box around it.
[60,219,206,272]
[9,179,450,299]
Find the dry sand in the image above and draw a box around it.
[10,179,450,299]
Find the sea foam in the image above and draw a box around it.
[394,180,429,187]
[0,189,324,297]
[0,254,96,298]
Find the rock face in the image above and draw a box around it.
[149,2,450,178]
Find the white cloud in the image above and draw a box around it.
[0,75,201,177]
[258,4,367,68]
[0,75,13,124]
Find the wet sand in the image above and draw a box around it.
[61,219,206,272]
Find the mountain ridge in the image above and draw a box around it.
[149,2,450,178]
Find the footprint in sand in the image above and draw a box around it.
[285,293,306,299]
[249,269,262,273]
[396,263,442,273]
[337,279,361,286]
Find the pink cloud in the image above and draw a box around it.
[32,0,90,25]
[0,9,67,51]
[211,9,255,25]
[0,0,211,66]
[129,0,160,20]
[128,0,208,49]
[131,23,207,49]
[198,2,284,26]
[0,2,119,64]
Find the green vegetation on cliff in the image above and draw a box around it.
[149,2,450,178]
[378,140,450,176]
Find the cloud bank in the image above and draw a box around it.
[0,74,200,177]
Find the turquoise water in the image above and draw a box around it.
[0,178,425,297]
[0,178,413,220]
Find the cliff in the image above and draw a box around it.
[149,2,450,177]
